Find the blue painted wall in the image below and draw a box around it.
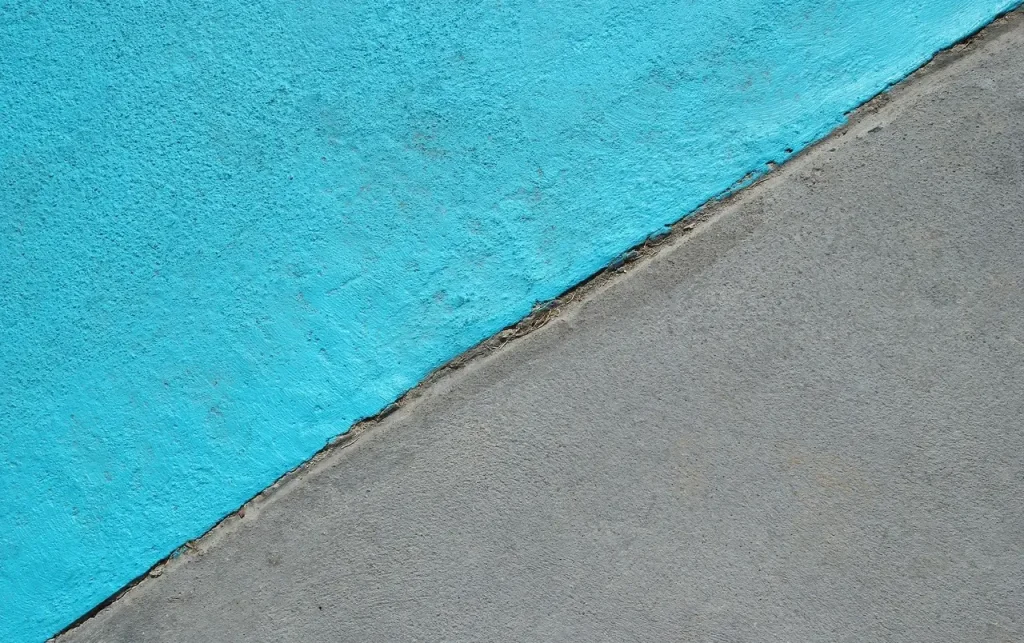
[1,1,1017,640]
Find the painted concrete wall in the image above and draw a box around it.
[0,1,1017,640]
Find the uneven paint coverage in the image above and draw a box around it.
[0,1,1017,640]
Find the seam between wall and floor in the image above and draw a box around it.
[50,6,1024,640]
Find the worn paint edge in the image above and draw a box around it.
[51,6,1024,640]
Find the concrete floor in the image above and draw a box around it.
[59,12,1024,643]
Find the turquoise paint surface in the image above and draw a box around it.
[0,1,1017,639]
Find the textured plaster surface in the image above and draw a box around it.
[58,13,1024,643]
[1,1,1021,640]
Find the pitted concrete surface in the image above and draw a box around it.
[59,14,1024,643]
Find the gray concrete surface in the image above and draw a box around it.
[60,14,1024,643]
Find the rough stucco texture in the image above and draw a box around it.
[0,1,1018,641]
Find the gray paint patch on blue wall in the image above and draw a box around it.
[0,1,1018,640]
